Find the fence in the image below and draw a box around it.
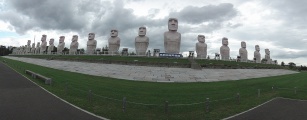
[2,59,307,120]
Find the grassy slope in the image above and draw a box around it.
[1,56,306,120]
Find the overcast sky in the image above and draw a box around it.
[0,0,307,65]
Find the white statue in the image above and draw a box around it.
[164,18,181,54]
[265,49,272,64]
[57,36,65,54]
[135,27,149,56]
[86,33,97,55]
[40,35,47,54]
[220,37,230,60]
[69,35,79,55]
[108,29,120,54]
[26,40,31,54]
[254,45,261,63]
[31,43,36,54]
[47,38,55,54]
[195,35,207,59]
[35,42,40,54]
[239,41,248,62]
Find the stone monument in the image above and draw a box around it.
[239,41,248,62]
[164,18,181,54]
[35,42,40,54]
[31,43,35,54]
[254,45,261,63]
[195,35,207,59]
[26,40,31,54]
[135,27,149,56]
[69,35,79,55]
[47,38,55,54]
[40,35,47,54]
[265,49,272,64]
[220,37,230,60]
[57,36,65,54]
[108,29,120,54]
[86,33,97,55]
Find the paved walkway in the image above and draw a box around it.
[225,97,307,120]
[5,56,298,82]
[0,62,104,120]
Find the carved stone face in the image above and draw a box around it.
[27,40,31,46]
[41,35,47,42]
[168,18,178,31]
[36,42,40,47]
[88,33,95,40]
[110,29,118,37]
[32,43,35,47]
[255,45,260,51]
[49,39,54,45]
[222,37,228,46]
[198,35,205,43]
[241,41,246,48]
[265,49,270,55]
[59,36,65,43]
[72,35,78,42]
[138,27,146,36]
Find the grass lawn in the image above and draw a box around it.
[1,56,306,120]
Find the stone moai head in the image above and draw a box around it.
[72,35,78,42]
[265,49,270,55]
[36,42,40,47]
[32,43,35,48]
[27,40,31,46]
[49,38,54,45]
[110,29,118,37]
[59,36,65,43]
[222,37,228,46]
[255,45,260,52]
[168,18,178,31]
[241,41,246,48]
[88,33,95,40]
[198,35,205,43]
[138,27,146,36]
[41,35,47,42]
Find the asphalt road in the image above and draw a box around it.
[226,97,307,120]
[0,62,104,120]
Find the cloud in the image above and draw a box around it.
[170,3,237,24]
[0,0,239,55]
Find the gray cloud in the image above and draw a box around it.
[170,3,237,24]
[0,0,238,54]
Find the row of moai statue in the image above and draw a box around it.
[12,17,275,64]
[195,36,274,64]
[13,35,79,55]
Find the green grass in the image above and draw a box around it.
[1,56,307,120]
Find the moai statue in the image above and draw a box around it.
[164,18,181,54]
[35,42,40,54]
[239,41,248,62]
[135,27,149,56]
[40,35,47,54]
[21,45,26,55]
[195,35,207,59]
[220,37,230,60]
[26,40,31,54]
[108,29,120,54]
[254,45,261,63]
[47,38,55,54]
[265,49,272,64]
[57,36,65,54]
[69,35,79,55]
[31,43,35,54]
[86,33,97,55]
